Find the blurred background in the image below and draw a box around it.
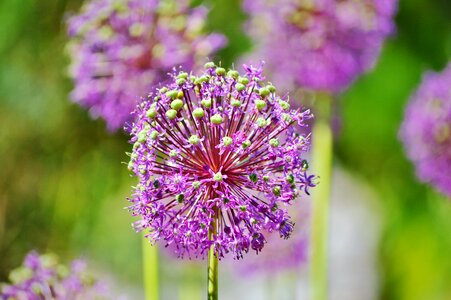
[1,0,451,299]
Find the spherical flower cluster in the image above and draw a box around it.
[399,64,451,197]
[243,0,397,92]
[67,0,226,131]
[127,62,316,259]
[1,251,108,300]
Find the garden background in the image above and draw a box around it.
[0,0,450,299]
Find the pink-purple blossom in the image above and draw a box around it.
[1,251,109,300]
[399,64,451,197]
[243,0,397,92]
[232,202,309,274]
[126,63,316,259]
[67,0,226,131]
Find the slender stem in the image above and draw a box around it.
[310,92,333,300]
[142,235,159,300]
[207,218,218,300]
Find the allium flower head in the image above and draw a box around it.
[67,0,226,131]
[127,62,316,259]
[243,0,397,92]
[399,64,451,197]
[1,251,109,300]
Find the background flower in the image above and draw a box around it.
[67,0,226,131]
[1,251,110,300]
[399,64,451,197]
[243,0,397,92]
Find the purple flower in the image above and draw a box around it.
[231,204,309,275]
[243,0,397,92]
[399,64,451,198]
[1,251,110,300]
[126,62,316,259]
[67,0,227,131]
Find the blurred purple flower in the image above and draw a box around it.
[1,251,110,300]
[67,0,226,131]
[126,62,316,259]
[399,64,451,197]
[243,0,397,92]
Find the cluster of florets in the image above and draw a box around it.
[67,0,226,131]
[127,62,316,259]
[243,0,397,92]
[0,251,108,300]
[233,202,309,274]
[399,64,451,197]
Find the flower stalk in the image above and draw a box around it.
[310,92,333,300]
[142,235,159,300]
[207,216,218,300]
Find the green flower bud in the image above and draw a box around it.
[176,193,184,203]
[192,181,201,189]
[222,136,233,146]
[242,140,251,149]
[231,99,241,107]
[249,173,258,183]
[171,99,184,111]
[145,107,156,119]
[227,70,239,79]
[278,100,290,110]
[259,87,270,97]
[201,99,212,108]
[238,77,249,84]
[193,107,205,118]
[213,172,223,182]
[166,90,179,99]
[138,131,147,143]
[153,179,160,188]
[215,67,226,76]
[263,175,269,182]
[267,84,276,92]
[150,130,159,140]
[301,159,309,171]
[169,149,177,157]
[273,186,281,197]
[255,99,267,111]
[282,113,292,123]
[189,135,199,145]
[176,78,186,85]
[211,114,223,124]
[159,87,168,94]
[204,62,215,69]
[129,22,145,37]
[236,83,245,91]
[166,109,177,120]
[256,117,268,128]
[269,138,279,147]
[286,174,294,184]
[177,72,188,79]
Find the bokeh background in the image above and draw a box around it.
[1,0,451,299]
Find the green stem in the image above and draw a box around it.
[207,219,218,300]
[310,93,333,300]
[142,235,159,300]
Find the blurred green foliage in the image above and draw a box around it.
[0,0,450,299]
